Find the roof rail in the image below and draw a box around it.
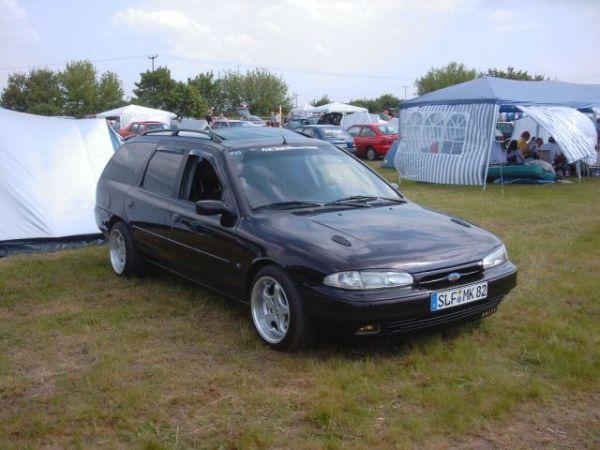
[141,128,224,143]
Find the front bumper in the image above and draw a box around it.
[300,262,517,335]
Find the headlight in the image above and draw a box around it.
[482,244,508,269]
[323,270,413,290]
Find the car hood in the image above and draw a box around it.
[255,202,501,273]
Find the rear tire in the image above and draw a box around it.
[250,266,314,351]
[108,222,145,277]
[366,147,377,161]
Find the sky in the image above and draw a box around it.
[1,0,599,106]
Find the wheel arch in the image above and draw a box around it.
[245,258,282,297]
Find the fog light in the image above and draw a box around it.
[355,324,381,335]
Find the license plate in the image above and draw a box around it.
[430,281,488,311]
[336,143,348,149]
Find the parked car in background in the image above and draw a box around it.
[296,125,356,154]
[96,128,517,350]
[211,119,255,129]
[118,121,169,140]
[347,123,399,160]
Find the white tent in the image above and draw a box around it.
[95,104,175,130]
[311,102,368,114]
[290,104,318,116]
[0,108,117,243]
[340,111,382,129]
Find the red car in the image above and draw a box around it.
[347,123,399,160]
[118,121,169,139]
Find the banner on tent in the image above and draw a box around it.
[394,103,497,185]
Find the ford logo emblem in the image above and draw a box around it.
[448,272,461,282]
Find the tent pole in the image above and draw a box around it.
[396,108,404,186]
[482,104,500,192]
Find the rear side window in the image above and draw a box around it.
[103,142,155,184]
[361,127,376,137]
[142,151,184,196]
[348,126,360,137]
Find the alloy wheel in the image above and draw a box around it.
[251,276,291,344]
[109,228,126,274]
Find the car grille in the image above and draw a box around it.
[414,262,484,291]
[380,296,503,335]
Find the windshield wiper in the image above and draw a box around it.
[325,195,407,207]
[325,195,378,205]
[253,201,323,211]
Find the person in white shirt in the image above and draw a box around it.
[540,137,561,163]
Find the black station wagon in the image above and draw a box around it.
[96,127,517,350]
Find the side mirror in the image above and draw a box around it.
[390,183,399,191]
[196,200,234,216]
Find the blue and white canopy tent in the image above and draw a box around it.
[394,77,600,186]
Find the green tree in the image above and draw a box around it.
[97,71,125,111]
[243,68,292,116]
[415,62,477,95]
[24,68,63,115]
[310,95,331,107]
[483,66,546,81]
[60,60,98,117]
[214,68,291,116]
[188,71,219,110]
[0,73,28,112]
[349,93,401,112]
[167,82,208,118]
[133,67,176,110]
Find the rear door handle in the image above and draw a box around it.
[128,200,135,209]
[171,213,181,224]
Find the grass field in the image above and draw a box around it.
[1,167,599,449]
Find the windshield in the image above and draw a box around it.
[378,124,397,134]
[226,145,399,209]
[146,123,168,131]
[321,127,352,139]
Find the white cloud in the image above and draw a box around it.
[0,0,40,49]
[113,8,210,33]
[110,0,466,82]
[0,0,40,84]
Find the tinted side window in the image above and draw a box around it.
[142,151,183,196]
[181,156,223,202]
[103,142,155,184]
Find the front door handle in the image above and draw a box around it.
[128,200,135,209]
[172,213,181,224]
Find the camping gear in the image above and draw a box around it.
[487,164,556,181]
[382,140,399,168]
[395,77,600,186]
[0,108,117,247]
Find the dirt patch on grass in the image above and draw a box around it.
[433,392,600,449]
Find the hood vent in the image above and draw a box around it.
[451,218,471,228]
[331,235,352,247]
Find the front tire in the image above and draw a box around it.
[250,266,314,351]
[366,147,377,161]
[108,222,145,277]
